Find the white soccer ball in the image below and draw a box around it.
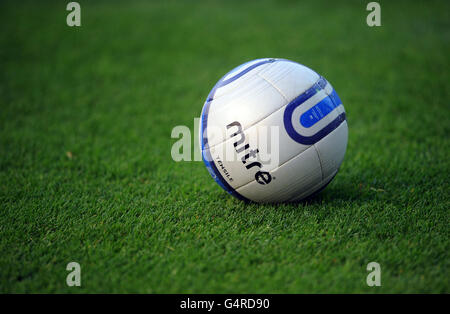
[200,58,348,202]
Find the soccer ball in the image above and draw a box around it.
[199,58,348,202]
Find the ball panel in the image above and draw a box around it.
[236,145,322,202]
[289,168,339,202]
[289,88,334,137]
[218,58,274,87]
[206,77,286,148]
[314,121,348,180]
[259,60,320,102]
[212,62,275,100]
[206,112,311,190]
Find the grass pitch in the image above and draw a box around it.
[0,0,449,293]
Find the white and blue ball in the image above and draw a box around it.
[200,58,348,203]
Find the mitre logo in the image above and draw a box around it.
[226,121,272,185]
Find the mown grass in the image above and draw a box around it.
[0,0,448,293]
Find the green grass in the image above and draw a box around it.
[0,0,449,293]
